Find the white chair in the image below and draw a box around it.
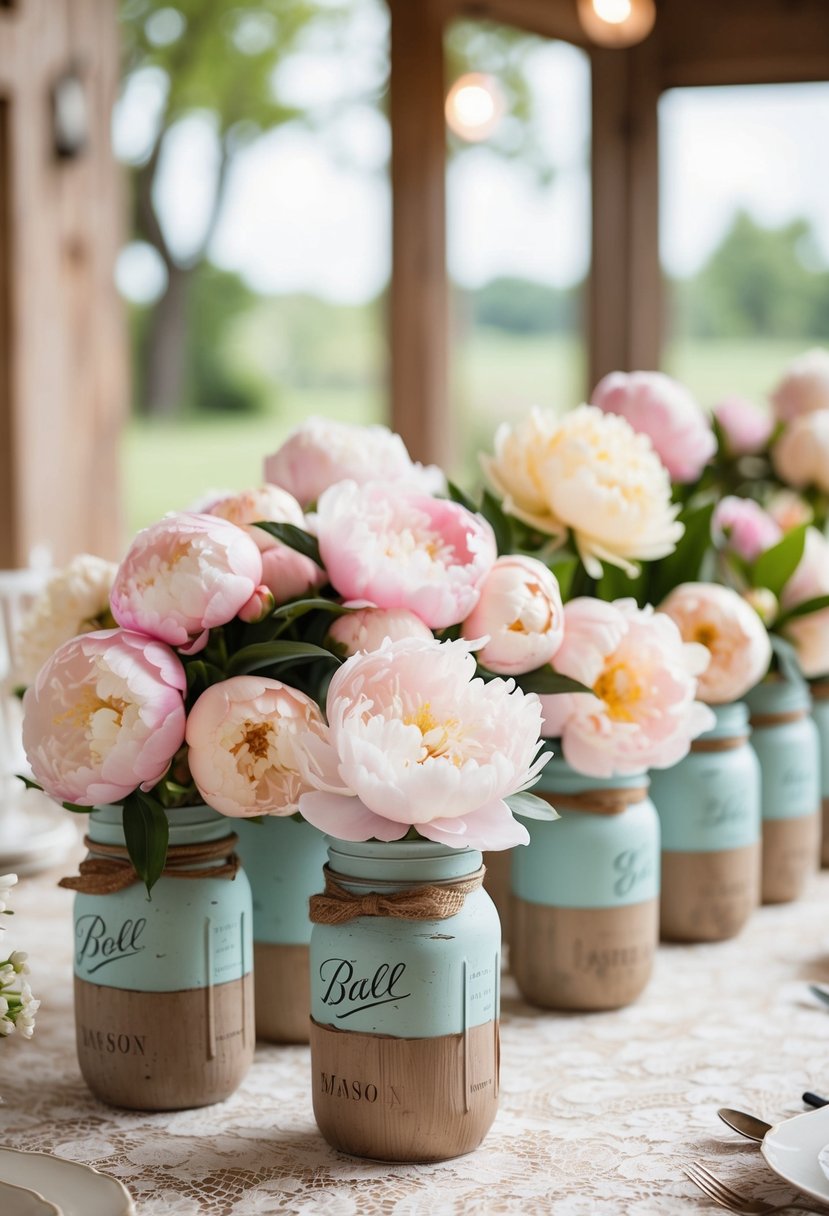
[0,568,79,875]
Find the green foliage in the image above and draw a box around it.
[750,524,807,597]
[122,789,170,896]
[467,277,578,336]
[254,521,321,566]
[648,501,716,604]
[505,791,559,821]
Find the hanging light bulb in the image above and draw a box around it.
[445,73,505,142]
[577,0,656,48]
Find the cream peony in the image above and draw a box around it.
[16,555,117,686]
[298,636,547,851]
[771,348,829,423]
[660,583,772,703]
[482,405,683,578]
[461,555,564,675]
[327,605,434,656]
[539,598,713,777]
[780,527,829,678]
[185,675,330,817]
[772,410,829,493]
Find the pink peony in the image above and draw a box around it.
[712,496,781,562]
[315,481,497,630]
[767,490,813,533]
[298,637,548,851]
[771,348,829,423]
[328,605,434,656]
[110,513,264,652]
[780,527,829,678]
[185,675,329,817]
[772,410,829,493]
[208,485,325,605]
[22,630,186,805]
[659,583,772,703]
[461,555,564,675]
[713,395,773,456]
[591,370,716,484]
[264,417,445,506]
[539,598,713,777]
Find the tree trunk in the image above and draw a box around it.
[141,264,191,418]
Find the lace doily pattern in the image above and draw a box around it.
[3,862,829,1214]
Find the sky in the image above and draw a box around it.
[113,2,829,306]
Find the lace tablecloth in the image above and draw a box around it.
[3,852,829,1215]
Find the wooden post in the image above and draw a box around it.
[388,0,451,470]
[0,0,126,568]
[588,34,662,389]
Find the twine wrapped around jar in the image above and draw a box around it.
[309,864,486,925]
[541,787,648,816]
[59,834,240,895]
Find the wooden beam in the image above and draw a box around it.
[434,0,588,47]
[589,33,662,387]
[388,0,451,469]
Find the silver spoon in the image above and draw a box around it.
[717,1107,772,1142]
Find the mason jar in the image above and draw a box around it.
[235,815,328,1043]
[510,755,659,1011]
[746,678,821,904]
[71,805,254,1110]
[649,702,761,942]
[309,839,500,1163]
[811,681,829,867]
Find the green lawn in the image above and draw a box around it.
[122,334,811,537]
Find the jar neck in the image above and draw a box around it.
[745,676,811,720]
[325,838,483,887]
[535,748,649,797]
[88,803,232,849]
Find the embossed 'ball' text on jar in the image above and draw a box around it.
[810,680,829,867]
[648,702,761,942]
[309,839,500,1163]
[235,815,328,1043]
[745,678,821,904]
[510,754,660,1011]
[67,805,254,1110]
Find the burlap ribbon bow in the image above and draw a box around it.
[59,835,240,895]
[309,865,486,926]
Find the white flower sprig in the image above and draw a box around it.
[0,875,39,1039]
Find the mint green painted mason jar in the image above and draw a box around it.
[811,681,829,866]
[648,703,761,942]
[235,815,328,1043]
[510,753,659,1011]
[745,678,820,903]
[309,839,500,1163]
[72,805,254,1110]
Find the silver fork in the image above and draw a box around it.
[683,1161,824,1213]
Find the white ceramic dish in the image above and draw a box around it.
[761,1104,829,1204]
[0,1147,134,1216]
[0,1179,62,1216]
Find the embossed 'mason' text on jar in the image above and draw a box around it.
[309,839,500,1164]
[649,702,761,942]
[810,680,829,867]
[235,815,328,1043]
[68,805,254,1110]
[745,678,820,904]
[510,754,660,1011]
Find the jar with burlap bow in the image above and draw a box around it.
[810,679,829,867]
[510,752,659,1011]
[745,676,820,903]
[63,804,254,1110]
[308,838,500,1163]
[649,702,761,942]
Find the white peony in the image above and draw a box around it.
[16,554,117,685]
[482,405,683,578]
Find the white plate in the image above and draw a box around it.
[761,1104,829,1204]
[0,1148,134,1216]
[0,1179,62,1216]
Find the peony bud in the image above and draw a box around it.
[461,555,564,675]
[238,584,275,624]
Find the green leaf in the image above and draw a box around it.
[770,634,806,685]
[122,791,169,896]
[505,791,559,822]
[478,665,591,696]
[649,500,715,603]
[481,490,512,556]
[15,775,88,812]
[253,521,321,567]
[596,561,647,607]
[185,659,226,694]
[270,597,353,622]
[751,524,807,597]
[226,640,341,677]
[447,480,478,513]
[776,594,829,628]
